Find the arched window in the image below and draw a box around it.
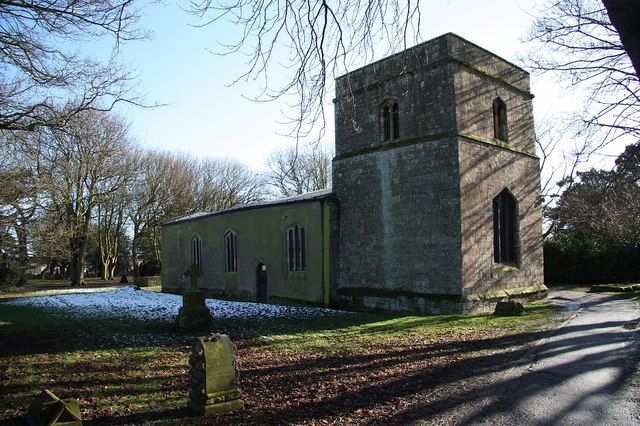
[493,97,508,142]
[191,235,202,269]
[287,224,306,271]
[392,102,400,139]
[493,189,518,265]
[224,230,237,272]
[381,100,399,141]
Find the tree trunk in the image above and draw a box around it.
[70,235,87,286]
[132,223,140,280]
[70,253,83,286]
[109,263,117,281]
[101,260,110,281]
[602,0,640,79]
[14,225,29,269]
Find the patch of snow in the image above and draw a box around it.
[17,287,119,297]
[4,286,345,322]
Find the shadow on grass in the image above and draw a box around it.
[215,315,639,424]
[2,293,635,425]
[1,296,636,425]
[0,407,194,426]
[1,300,504,357]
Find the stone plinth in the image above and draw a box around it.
[188,334,244,415]
[494,300,524,316]
[177,264,213,331]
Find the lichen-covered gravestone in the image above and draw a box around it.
[177,263,213,330]
[188,334,244,415]
[26,389,82,426]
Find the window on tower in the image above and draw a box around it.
[381,100,400,141]
[493,97,508,142]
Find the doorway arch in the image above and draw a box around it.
[255,262,268,302]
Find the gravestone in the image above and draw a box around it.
[26,389,82,426]
[177,263,213,331]
[188,334,244,415]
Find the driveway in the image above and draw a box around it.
[459,290,640,425]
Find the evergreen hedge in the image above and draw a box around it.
[544,235,640,285]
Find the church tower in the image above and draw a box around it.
[330,33,545,314]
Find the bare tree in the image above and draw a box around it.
[95,186,130,281]
[189,0,421,138]
[0,0,148,132]
[198,158,265,211]
[0,135,41,272]
[0,168,38,268]
[267,145,332,197]
[29,210,73,278]
[29,110,135,286]
[526,0,640,147]
[127,151,200,279]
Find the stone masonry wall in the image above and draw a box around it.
[332,138,463,314]
[454,65,535,154]
[458,141,544,298]
[452,37,544,301]
[334,36,457,158]
[448,36,530,93]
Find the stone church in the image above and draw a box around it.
[161,33,546,315]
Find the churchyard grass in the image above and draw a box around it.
[233,301,558,354]
[0,278,124,300]
[0,288,566,425]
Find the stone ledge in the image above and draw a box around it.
[336,286,462,301]
[589,284,640,293]
[458,133,538,158]
[463,284,548,302]
[333,132,539,162]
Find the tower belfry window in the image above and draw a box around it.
[381,101,400,141]
[493,97,508,142]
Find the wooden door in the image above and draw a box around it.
[256,263,268,302]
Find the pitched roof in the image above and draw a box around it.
[162,188,334,226]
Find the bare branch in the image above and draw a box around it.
[0,0,152,132]
[189,0,421,141]
[524,0,640,148]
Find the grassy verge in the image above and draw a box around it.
[0,294,566,425]
[610,291,640,302]
[220,301,560,354]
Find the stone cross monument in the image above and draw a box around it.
[177,263,213,330]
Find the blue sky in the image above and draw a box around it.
[104,0,571,170]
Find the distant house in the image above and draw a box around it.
[162,33,546,315]
[25,262,47,277]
